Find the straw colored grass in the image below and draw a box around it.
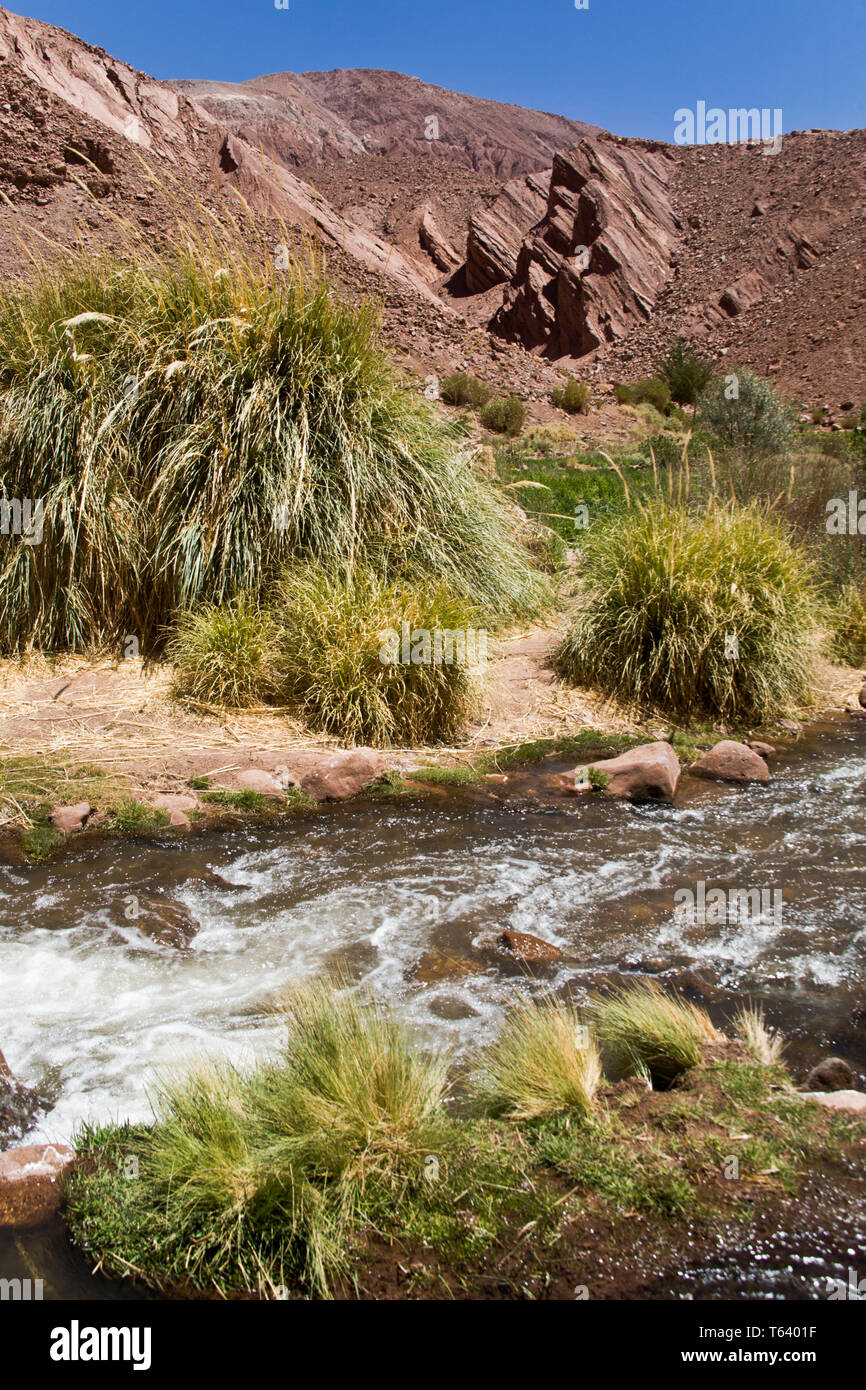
[475,998,602,1120]
[591,981,719,1087]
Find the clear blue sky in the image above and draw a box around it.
[15,0,866,140]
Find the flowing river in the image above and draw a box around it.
[1,718,864,1296]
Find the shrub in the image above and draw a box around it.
[698,369,796,456]
[167,596,283,707]
[734,1004,785,1066]
[0,226,541,652]
[639,432,688,469]
[591,981,718,1087]
[276,563,481,745]
[439,372,492,409]
[475,998,602,1121]
[614,376,671,413]
[551,378,591,415]
[556,498,820,723]
[829,583,866,666]
[654,338,714,408]
[480,395,526,436]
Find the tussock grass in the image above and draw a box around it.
[476,998,602,1121]
[167,596,283,707]
[276,563,481,745]
[0,219,543,653]
[829,583,866,667]
[556,498,820,722]
[734,1004,785,1066]
[591,981,719,1087]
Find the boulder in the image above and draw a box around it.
[490,930,563,964]
[859,682,866,710]
[690,740,770,784]
[562,741,680,802]
[235,769,285,800]
[805,1057,856,1093]
[131,897,199,949]
[745,740,776,761]
[300,749,385,802]
[801,1090,866,1115]
[0,1143,74,1229]
[151,793,197,813]
[49,802,90,833]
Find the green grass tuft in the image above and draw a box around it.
[475,998,602,1121]
[591,981,719,1087]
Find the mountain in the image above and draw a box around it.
[0,5,864,406]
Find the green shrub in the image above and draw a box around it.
[480,395,526,436]
[475,999,602,1121]
[103,799,170,834]
[551,378,591,415]
[592,982,718,1087]
[829,583,866,666]
[639,432,688,469]
[556,499,820,722]
[439,373,492,408]
[0,227,541,652]
[698,369,796,456]
[654,338,714,408]
[167,596,283,707]
[276,563,481,745]
[614,376,671,413]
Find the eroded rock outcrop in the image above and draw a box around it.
[464,169,550,293]
[490,138,678,356]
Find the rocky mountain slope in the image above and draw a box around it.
[0,5,863,408]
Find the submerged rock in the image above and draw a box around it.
[0,1143,74,1229]
[131,897,200,949]
[0,1048,44,1146]
[486,929,564,965]
[805,1057,856,1092]
[745,740,776,761]
[300,749,385,802]
[561,741,681,802]
[690,740,769,784]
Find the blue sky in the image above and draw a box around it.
[17,0,866,140]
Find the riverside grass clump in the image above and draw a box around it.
[591,981,719,1088]
[0,221,543,653]
[275,563,482,745]
[167,596,284,707]
[556,496,820,723]
[475,998,602,1121]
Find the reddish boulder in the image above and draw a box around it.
[562,741,680,802]
[234,769,285,800]
[745,740,776,761]
[300,749,385,802]
[805,1057,855,1092]
[131,897,199,949]
[491,930,563,964]
[50,802,90,833]
[802,1090,866,1115]
[0,1143,74,1229]
[690,740,770,784]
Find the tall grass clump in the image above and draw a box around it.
[828,582,866,666]
[0,222,543,652]
[276,563,481,745]
[167,595,283,707]
[480,395,526,436]
[475,998,602,1121]
[551,378,591,415]
[734,1003,785,1066]
[439,372,492,408]
[69,983,451,1297]
[592,982,719,1087]
[556,498,820,722]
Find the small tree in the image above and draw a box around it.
[655,338,714,409]
[698,369,796,455]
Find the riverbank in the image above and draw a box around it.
[0,628,863,861]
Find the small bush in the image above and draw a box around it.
[639,432,688,469]
[439,373,492,409]
[476,998,602,1121]
[614,376,671,413]
[655,338,714,408]
[734,1004,784,1066]
[829,583,866,666]
[167,597,283,708]
[698,369,796,456]
[480,396,526,436]
[276,563,481,746]
[551,378,591,415]
[556,499,820,723]
[592,982,718,1087]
